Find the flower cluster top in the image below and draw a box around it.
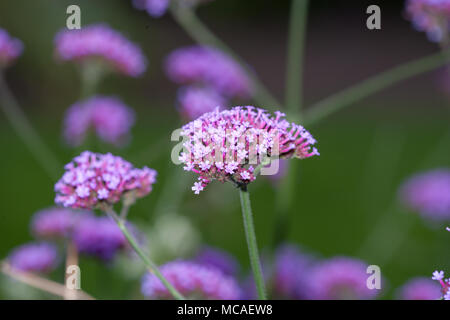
[0,28,23,67]
[178,106,319,194]
[55,151,157,209]
[406,0,450,43]
[64,96,135,147]
[54,24,147,77]
[432,270,450,300]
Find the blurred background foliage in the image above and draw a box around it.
[0,0,449,299]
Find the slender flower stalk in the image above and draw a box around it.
[239,187,266,300]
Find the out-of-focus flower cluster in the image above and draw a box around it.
[7,243,59,273]
[0,28,23,68]
[399,168,450,221]
[405,0,450,43]
[132,0,214,18]
[178,106,319,194]
[54,24,147,77]
[397,277,442,300]
[63,96,135,147]
[54,151,157,209]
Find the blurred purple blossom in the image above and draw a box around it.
[0,28,23,67]
[177,86,226,120]
[8,242,59,273]
[397,277,442,300]
[193,246,240,276]
[132,0,170,17]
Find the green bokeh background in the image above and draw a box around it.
[0,0,449,299]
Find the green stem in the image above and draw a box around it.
[80,61,104,99]
[305,49,450,125]
[285,0,309,120]
[105,209,185,300]
[239,187,267,300]
[0,72,61,180]
[169,4,280,108]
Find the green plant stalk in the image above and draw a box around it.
[305,49,450,125]
[239,187,267,300]
[0,72,61,180]
[106,209,185,300]
[169,4,280,108]
[285,0,309,121]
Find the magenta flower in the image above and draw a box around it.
[165,46,252,99]
[141,261,241,299]
[308,257,379,300]
[8,242,59,273]
[405,0,450,43]
[397,277,442,300]
[0,28,23,67]
[30,207,90,239]
[178,106,319,194]
[54,151,157,209]
[64,96,135,147]
[177,86,226,120]
[54,24,147,77]
[132,0,170,17]
[432,270,450,300]
[399,169,450,221]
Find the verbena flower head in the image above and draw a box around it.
[397,277,442,300]
[54,24,147,77]
[72,215,131,261]
[0,28,23,67]
[132,0,170,17]
[8,242,59,273]
[399,169,450,221]
[166,46,252,98]
[193,246,240,276]
[308,257,379,300]
[405,0,450,43]
[177,86,226,120]
[178,106,319,194]
[432,270,450,300]
[30,207,89,239]
[64,96,135,147]
[141,260,241,299]
[273,245,314,299]
[54,151,157,209]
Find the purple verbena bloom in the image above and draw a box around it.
[272,245,314,299]
[64,96,135,147]
[397,277,442,300]
[72,215,130,261]
[8,242,59,273]
[177,86,226,120]
[399,169,450,221]
[178,106,319,194]
[432,270,450,300]
[405,0,450,43]
[141,260,241,299]
[54,24,147,77]
[30,207,90,239]
[54,151,157,209]
[132,0,170,17]
[308,257,379,300]
[0,28,23,67]
[165,46,252,98]
[193,246,239,276]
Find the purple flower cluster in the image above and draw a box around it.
[0,28,23,67]
[8,242,59,273]
[177,86,226,120]
[405,0,450,43]
[193,246,240,276]
[54,24,147,77]
[399,169,450,221]
[54,151,157,209]
[308,257,379,300]
[30,207,88,239]
[141,260,241,299]
[397,277,442,300]
[166,46,252,99]
[132,0,170,17]
[432,270,450,300]
[178,106,319,194]
[64,96,135,147]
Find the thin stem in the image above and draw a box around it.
[305,49,450,125]
[169,4,280,108]
[105,208,185,300]
[285,0,309,120]
[0,72,61,180]
[1,261,94,300]
[239,188,267,300]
